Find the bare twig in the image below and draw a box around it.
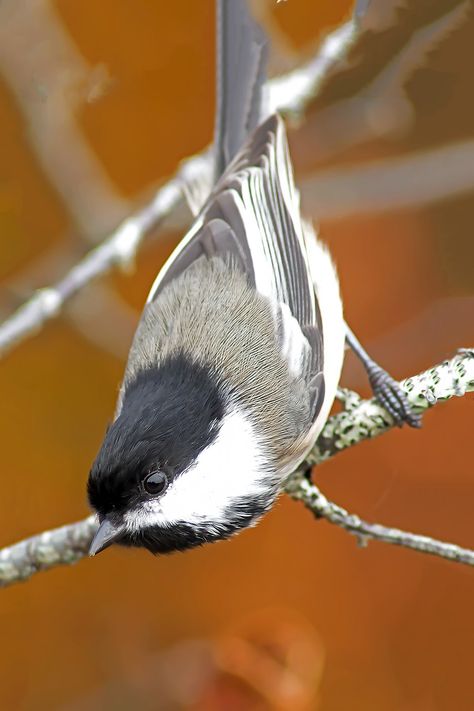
[3,132,471,362]
[0,350,472,588]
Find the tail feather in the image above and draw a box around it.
[214,0,268,181]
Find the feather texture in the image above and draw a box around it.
[214,0,268,179]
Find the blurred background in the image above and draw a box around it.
[0,1,473,709]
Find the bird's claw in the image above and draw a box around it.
[368,364,422,428]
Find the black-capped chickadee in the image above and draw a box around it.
[87,0,418,557]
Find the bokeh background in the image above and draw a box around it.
[1,1,473,709]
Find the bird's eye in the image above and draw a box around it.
[143,470,168,496]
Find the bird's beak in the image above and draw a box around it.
[89,517,126,556]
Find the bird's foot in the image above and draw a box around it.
[367,363,421,428]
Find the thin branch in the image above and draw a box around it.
[0,350,472,588]
[3,132,470,361]
[285,474,474,566]
[0,517,97,587]
[0,173,186,358]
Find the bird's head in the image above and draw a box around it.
[87,354,278,556]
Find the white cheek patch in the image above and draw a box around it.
[124,408,271,532]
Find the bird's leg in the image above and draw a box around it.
[345,325,422,428]
[302,463,313,482]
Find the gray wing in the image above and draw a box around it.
[148,115,325,418]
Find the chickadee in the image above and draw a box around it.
[87,0,417,557]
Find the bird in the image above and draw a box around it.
[87,0,418,557]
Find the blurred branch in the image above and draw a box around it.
[2,2,473,356]
[0,516,97,587]
[2,246,140,361]
[293,1,470,167]
[0,174,185,358]
[268,20,357,115]
[301,139,474,220]
[1,350,473,588]
[3,133,472,360]
[66,284,138,360]
[0,0,129,236]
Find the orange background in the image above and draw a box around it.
[0,1,473,709]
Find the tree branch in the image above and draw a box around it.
[308,348,474,464]
[285,474,474,567]
[0,517,97,587]
[1,350,472,588]
[293,2,470,168]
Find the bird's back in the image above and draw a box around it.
[121,256,311,463]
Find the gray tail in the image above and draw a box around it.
[214,0,268,181]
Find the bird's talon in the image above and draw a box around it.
[368,366,420,429]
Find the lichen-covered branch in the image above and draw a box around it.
[1,350,472,588]
[308,349,474,464]
[285,474,474,567]
[282,349,474,567]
